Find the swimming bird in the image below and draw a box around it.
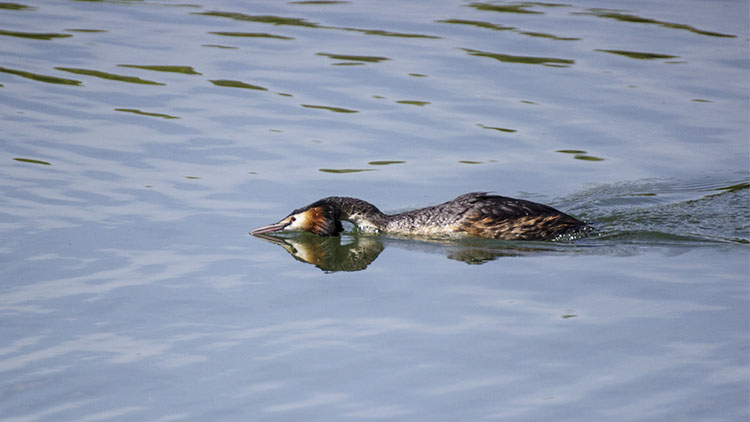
[251,192,586,241]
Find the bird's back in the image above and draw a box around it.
[385,192,585,240]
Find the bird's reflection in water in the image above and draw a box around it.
[253,232,566,272]
[253,233,385,272]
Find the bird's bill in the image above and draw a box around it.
[250,219,291,235]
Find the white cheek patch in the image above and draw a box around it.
[286,213,309,231]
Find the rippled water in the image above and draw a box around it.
[1,0,748,421]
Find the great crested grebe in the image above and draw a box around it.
[251,192,586,241]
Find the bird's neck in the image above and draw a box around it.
[327,197,389,233]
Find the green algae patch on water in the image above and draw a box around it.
[462,48,574,67]
[319,168,377,174]
[343,28,440,39]
[577,10,736,38]
[209,79,268,90]
[477,124,517,133]
[573,154,605,161]
[0,3,36,10]
[0,29,71,40]
[317,52,390,63]
[114,108,180,119]
[556,149,605,161]
[55,67,164,85]
[118,65,202,75]
[436,19,514,31]
[595,49,678,60]
[467,2,544,14]
[194,11,322,28]
[209,32,294,40]
[517,31,580,41]
[65,28,107,33]
[368,161,405,166]
[438,18,577,41]
[556,149,587,154]
[14,158,51,165]
[201,44,239,49]
[396,100,430,106]
[0,66,81,85]
[302,104,359,113]
[196,9,437,38]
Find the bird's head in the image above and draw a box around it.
[251,199,343,236]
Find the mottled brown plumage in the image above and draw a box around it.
[251,192,587,241]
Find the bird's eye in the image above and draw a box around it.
[290,217,296,222]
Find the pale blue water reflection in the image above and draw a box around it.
[1,0,748,421]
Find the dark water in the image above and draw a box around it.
[1,0,748,421]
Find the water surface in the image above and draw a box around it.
[1,0,748,421]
